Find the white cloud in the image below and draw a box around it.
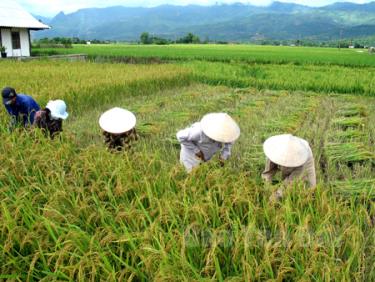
[278,0,371,5]
[16,0,375,17]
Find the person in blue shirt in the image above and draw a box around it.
[2,87,40,129]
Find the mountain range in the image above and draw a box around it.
[33,2,375,42]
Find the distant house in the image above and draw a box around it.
[0,0,49,58]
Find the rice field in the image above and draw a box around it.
[0,53,374,281]
[33,44,375,67]
[34,44,375,96]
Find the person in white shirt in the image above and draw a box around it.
[176,113,240,173]
[262,134,317,201]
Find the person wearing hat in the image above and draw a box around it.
[176,113,240,173]
[262,134,316,200]
[99,107,138,151]
[34,100,69,139]
[2,87,40,129]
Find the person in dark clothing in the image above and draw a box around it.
[99,107,138,152]
[103,128,138,151]
[34,100,69,139]
[2,87,40,129]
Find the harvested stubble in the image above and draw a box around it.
[263,101,317,135]
[243,145,264,163]
[265,112,299,130]
[137,122,165,136]
[167,111,192,118]
[332,179,375,198]
[325,142,375,164]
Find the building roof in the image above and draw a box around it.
[0,0,49,30]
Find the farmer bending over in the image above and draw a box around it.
[99,107,138,151]
[177,113,240,173]
[262,134,316,201]
[34,100,69,139]
[2,87,40,130]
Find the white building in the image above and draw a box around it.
[0,0,49,58]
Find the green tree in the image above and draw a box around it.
[177,33,201,44]
[140,32,151,44]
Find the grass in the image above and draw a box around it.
[0,54,375,280]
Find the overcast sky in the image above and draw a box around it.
[17,0,375,17]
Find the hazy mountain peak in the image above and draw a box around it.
[36,2,375,42]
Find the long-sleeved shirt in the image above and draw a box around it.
[4,94,40,127]
[262,145,316,188]
[176,122,233,172]
[34,109,63,139]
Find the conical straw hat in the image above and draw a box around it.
[263,134,310,167]
[99,107,136,134]
[201,113,240,143]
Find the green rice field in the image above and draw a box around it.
[33,44,375,67]
[1,45,374,280]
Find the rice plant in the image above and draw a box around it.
[32,44,375,68]
[1,57,375,281]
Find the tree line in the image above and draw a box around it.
[33,37,110,48]
[140,32,202,45]
[32,35,375,48]
[255,39,372,48]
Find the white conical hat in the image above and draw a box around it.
[99,107,136,134]
[200,113,240,143]
[263,134,310,167]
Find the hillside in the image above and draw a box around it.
[33,1,375,41]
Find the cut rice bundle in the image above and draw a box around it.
[328,130,365,142]
[325,142,375,163]
[264,112,302,133]
[336,105,367,118]
[332,179,375,198]
[332,117,366,130]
